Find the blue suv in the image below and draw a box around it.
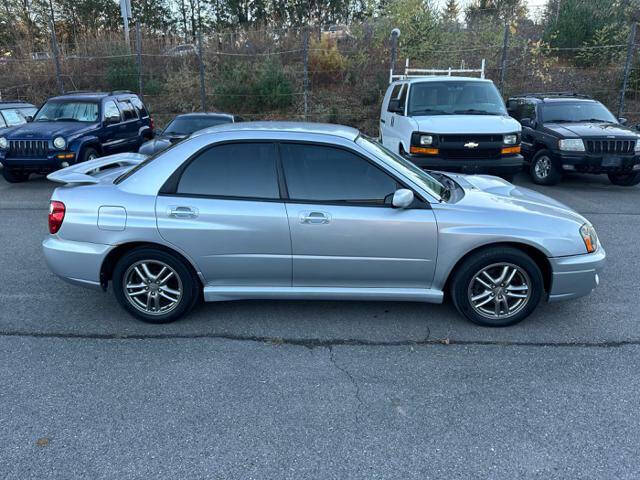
[0,91,153,183]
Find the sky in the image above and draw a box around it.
[433,0,549,19]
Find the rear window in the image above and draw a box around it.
[131,97,149,117]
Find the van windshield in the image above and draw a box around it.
[408,81,507,116]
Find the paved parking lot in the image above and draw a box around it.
[1,170,639,478]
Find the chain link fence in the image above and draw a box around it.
[0,21,638,134]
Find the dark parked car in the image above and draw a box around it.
[0,90,153,183]
[507,93,640,186]
[139,112,240,156]
[0,100,37,130]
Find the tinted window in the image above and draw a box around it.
[177,143,279,199]
[521,101,536,120]
[281,144,398,204]
[540,102,616,123]
[104,101,121,121]
[164,116,233,135]
[118,100,137,121]
[387,84,403,112]
[131,97,149,117]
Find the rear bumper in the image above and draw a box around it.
[43,237,113,290]
[548,151,640,174]
[547,247,606,302]
[408,154,524,175]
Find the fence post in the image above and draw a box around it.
[197,29,206,111]
[618,22,637,119]
[136,22,143,99]
[499,21,510,94]
[48,17,64,94]
[389,28,400,83]
[303,28,309,121]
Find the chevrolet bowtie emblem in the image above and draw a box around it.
[464,142,479,148]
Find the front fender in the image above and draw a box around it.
[70,135,101,155]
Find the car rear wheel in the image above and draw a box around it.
[450,247,544,327]
[607,171,640,186]
[112,248,200,324]
[2,168,29,183]
[530,150,561,185]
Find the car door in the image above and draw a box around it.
[101,100,127,154]
[381,83,405,151]
[520,100,538,158]
[156,142,291,287]
[117,99,141,150]
[280,142,438,289]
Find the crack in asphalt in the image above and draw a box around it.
[328,346,365,424]
[0,329,638,348]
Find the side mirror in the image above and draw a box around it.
[25,115,33,122]
[388,99,404,114]
[104,114,120,125]
[520,118,534,128]
[392,188,414,209]
[618,117,628,126]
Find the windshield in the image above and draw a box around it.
[1,107,36,126]
[34,101,99,122]
[164,116,232,136]
[356,136,447,200]
[541,102,617,123]
[408,80,507,116]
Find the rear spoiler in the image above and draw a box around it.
[47,153,147,185]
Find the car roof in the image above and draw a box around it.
[392,76,493,86]
[533,98,597,104]
[195,121,360,141]
[175,112,235,120]
[47,92,138,102]
[0,101,36,109]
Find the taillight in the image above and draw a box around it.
[48,201,65,234]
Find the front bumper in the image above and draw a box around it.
[408,154,524,175]
[547,246,606,302]
[550,151,640,174]
[43,237,113,290]
[0,152,74,171]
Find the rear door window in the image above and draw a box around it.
[177,143,280,199]
[118,100,137,121]
[131,97,149,117]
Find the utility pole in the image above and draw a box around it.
[303,28,309,121]
[197,30,206,111]
[120,0,132,51]
[618,22,637,119]
[389,28,400,83]
[48,0,64,94]
[499,21,510,94]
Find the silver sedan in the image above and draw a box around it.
[43,122,605,327]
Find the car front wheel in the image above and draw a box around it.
[450,247,544,327]
[607,171,640,186]
[112,248,200,323]
[530,150,561,185]
[2,168,29,183]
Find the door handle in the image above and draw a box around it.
[299,211,330,224]
[167,206,199,218]
[391,116,395,127]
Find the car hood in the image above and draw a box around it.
[3,121,98,140]
[544,122,638,139]
[410,115,520,134]
[445,173,586,226]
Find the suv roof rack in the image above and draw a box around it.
[512,92,592,100]
[390,58,485,84]
[109,90,135,95]
[60,90,105,95]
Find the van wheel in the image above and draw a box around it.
[112,248,200,324]
[2,168,29,183]
[608,172,640,186]
[530,150,561,185]
[450,247,543,327]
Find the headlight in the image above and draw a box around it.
[53,136,66,149]
[558,139,585,152]
[419,135,433,146]
[503,134,518,145]
[635,138,640,152]
[580,223,598,253]
[0,137,7,149]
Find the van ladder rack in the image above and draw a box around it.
[390,58,485,84]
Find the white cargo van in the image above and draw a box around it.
[380,60,523,179]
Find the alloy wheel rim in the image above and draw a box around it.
[467,263,532,320]
[535,156,551,178]
[123,260,183,316]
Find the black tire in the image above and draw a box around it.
[530,149,561,185]
[2,168,29,183]
[450,247,544,327]
[112,247,200,324]
[79,147,99,164]
[607,171,640,186]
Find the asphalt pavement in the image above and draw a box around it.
[1,170,639,479]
